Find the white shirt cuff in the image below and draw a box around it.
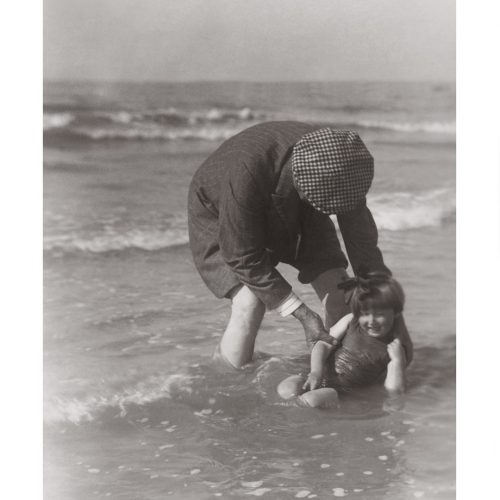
[274,291,303,317]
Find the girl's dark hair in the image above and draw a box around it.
[350,272,405,317]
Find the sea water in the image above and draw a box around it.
[44,81,455,499]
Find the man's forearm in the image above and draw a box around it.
[337,204,390,275]
[292,303,330,348]
[292,303,328,337]
[291,303,314,322]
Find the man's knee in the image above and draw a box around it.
[230,285,265,317]
[218,286,265,370]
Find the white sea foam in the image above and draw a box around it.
[44,188,454,256]
[43,112,75,130]
[366,187,455,231]
[357,119,455,135]
[43,104,261,142]
[44,227,189,253]
[43,103,455,142]
[136,106,259,125]
[73,124,247,142]
[95,110,136,124]
[44,373,200,424]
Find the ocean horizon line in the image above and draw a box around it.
[44,78,456,86]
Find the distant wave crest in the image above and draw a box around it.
[43,106,262,142]
[44,112,75,130]
[356,119,455,134]
[96,106,260,126]
[43,104,455,143]
[67,125,245,142]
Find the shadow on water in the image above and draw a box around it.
[406,340,456,390]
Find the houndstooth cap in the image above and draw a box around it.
[291,128,374,214]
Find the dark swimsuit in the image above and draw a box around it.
[324,318,394,391]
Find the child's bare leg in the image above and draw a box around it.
[278,377,339,409]
[298,388,339,408]
[277,375,306,400]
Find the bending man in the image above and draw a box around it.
[187,121,412,368]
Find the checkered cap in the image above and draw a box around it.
[291,128,374,214]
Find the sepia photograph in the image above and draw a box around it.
[40,1,462,498]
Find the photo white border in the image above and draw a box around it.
[1,2,43,500]
[457,1,500,499]
[3,1,498,498]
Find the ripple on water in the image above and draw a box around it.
[295,491,311,498]
[245,488,272,496]
[241,481,263,488]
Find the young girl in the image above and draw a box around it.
[277,272,410,408]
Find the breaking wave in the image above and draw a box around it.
[43,103,455,144]
[44,188,455,257]
[44,373,201,424]
[356,119,455,135]
[367,187,455,231]
[44,227,189,254]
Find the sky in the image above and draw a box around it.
[44,0,455,82]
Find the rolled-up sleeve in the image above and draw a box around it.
[218,164,292,309]
[336,202,391,275]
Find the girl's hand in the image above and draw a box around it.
[387,338,406,364]
[303,371,323,391]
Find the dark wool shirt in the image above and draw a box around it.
[188,121,389,309]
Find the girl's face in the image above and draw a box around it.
[358,307,396,338]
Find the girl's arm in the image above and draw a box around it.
[384,338,406,395]
[329,313,353,343]
[303,314,353,391]
[303,340,333,390]
[392,315,413,366]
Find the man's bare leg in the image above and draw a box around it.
[311,268,350,329]
[215,285,266,369]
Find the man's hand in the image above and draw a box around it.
[387,338,406,365]
[303,371,323,391]
[292,303,329,348]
